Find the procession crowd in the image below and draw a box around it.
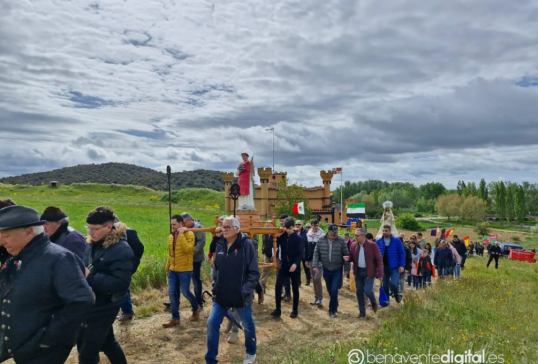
[0,198,497,364]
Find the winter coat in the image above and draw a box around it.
[276,232,304,269]
[166,230,195,273]
[349,240,384,279]
[375,235,406,270]
[0,234,94,363]
[305,228,325,263]
[126,228,144,274]
[449,245,461,264]
[212,232,260,308]
[312,235,350,272]
[262,234,274,258]
[404,245,413,271]
[451,240,467,257]
[84,223,134,310]
[49,223,87,259]
[417,254,434,277]
[433,247,454,268]
[192,220,206,263]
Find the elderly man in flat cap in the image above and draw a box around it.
[41,206,87,259]
[0,205,94,364]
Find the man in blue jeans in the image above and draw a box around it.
[206,217,259,364]
[163,214,201,328]
[375,225,405,304]
[312,224,350,318]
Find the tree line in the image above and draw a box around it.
[334,179,538,222]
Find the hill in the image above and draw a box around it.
[0,162,225,191]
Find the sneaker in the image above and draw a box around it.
[357,314,366,319]
[163,302,171,309]
[372,302,378,313]
[283,295,291,303]
[244,354,257,364]
[395,294,402,304]
[270,309,281,318]
[290,310,298,318]
[317,299,323,306]
[310,298,319,305]
[329,312,337,318]
[223,319,233,333]
[227,331,239,344]
[305,279,311,286]
[116,313,134,322]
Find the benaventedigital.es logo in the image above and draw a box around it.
[348,349,505,364]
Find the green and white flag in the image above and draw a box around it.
[347,203,366,218]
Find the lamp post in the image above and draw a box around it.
[265,127,275,172]
[230,183,241,217]
[167,165,172,234]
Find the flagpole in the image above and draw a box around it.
[340,167,343,224]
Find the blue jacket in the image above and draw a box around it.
[49,224,87,260]
[212,232,260,308]
[434,247,454,268]
[375,235,405,270]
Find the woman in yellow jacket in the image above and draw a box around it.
[163,214,201,328]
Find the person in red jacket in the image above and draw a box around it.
[349,228,383,318]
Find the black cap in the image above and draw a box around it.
[40,206,68,222]
[328,224,338,232]
[0,205,46,231]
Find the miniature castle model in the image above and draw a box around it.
[222,168,347,224]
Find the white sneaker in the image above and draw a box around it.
[227,331,238,344]
[244,354,256,364]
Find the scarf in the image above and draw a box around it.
[49,222,69,243]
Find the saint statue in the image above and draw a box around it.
[235,152,256,210]
[376,201,399,238]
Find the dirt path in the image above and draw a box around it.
[53,277,392,364]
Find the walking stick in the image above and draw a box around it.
[167,165,172,234]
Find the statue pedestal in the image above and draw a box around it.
[233,212,264,228]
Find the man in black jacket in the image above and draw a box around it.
[41,206,87,259]
[451,235,467,269]
[270,217,304,318]
[0,205,94,364]
[487,242,502,269]
[295,220,310,286]
[205,217,259,364]
[0,199,16,265]
[114,214,144,322]
[77,207,134,364]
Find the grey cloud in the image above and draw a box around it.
[87,148,105,160]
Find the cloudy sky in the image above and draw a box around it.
[1,0,538,188]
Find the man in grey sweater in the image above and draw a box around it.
[312,224,350,318]
[182,212,206,307]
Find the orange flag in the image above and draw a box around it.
[463,236,470,247]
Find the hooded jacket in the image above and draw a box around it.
[212,232,260,308]
[191,219,206,263]
[305,228,325,262]
[166,229,195,273]
[84,222,134,308]
[433,247,454,268]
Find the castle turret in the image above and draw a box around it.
[257,167,273,216]
[320,170,335,207]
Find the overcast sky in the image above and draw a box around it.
[1,0,538,188]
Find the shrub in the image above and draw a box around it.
[414,212,423,218]
[474,222,490,236]
[512,236,521,243]
[396,213,422,231]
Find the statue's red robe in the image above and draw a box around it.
[238,161,250,196]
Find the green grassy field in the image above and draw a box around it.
[285,255,538,364]
[0,183,224,290]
